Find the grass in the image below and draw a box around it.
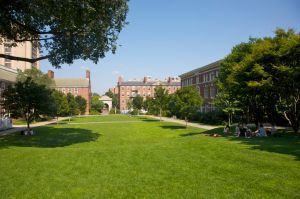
[0,115,299,199]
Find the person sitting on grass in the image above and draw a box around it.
[223,125,230,135]
[256,124,267,137]
[235,124,241,137]
[245,126,252,138]
[239,125,247,137]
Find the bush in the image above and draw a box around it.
[190,111,227,125]
[109,108,120,114]
[90,110,101,115]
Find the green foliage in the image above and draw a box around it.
[66,93,80,116]
[52,90,69,116]
[16,68,55,88]
[143,96,159,115]
[1,77,54,129]
[190,110,227,125]
[132,95,144,113]
[75,96,87,115]
[0,0,128,67]
[126,99,133,110]
[218,28,300,132]
[172,86,203,126]
[153,87,169,120]
[91,95,104,114]
[105,90,119,109]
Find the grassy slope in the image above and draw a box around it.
[0,115,299,199]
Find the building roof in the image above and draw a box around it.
[0,65,18,82]
[100,95,112,101]
[54,78,89,87]
[179,60,221,78]
[120,81,181,86]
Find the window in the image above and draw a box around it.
[204,87,208,99]
[121,87,124,90]
[210,87,216,99]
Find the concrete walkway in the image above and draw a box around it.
[145,115,217,130]
[0,117,69,136]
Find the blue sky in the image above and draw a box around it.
[40,0,300,94]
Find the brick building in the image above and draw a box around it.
[48,70,92,114]
[179,60,220,112]
[116,76,181,112]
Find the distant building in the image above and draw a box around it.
[0,38,40,116]
[109,86,119,95]
[99,95,112,114]
[179,60,220,112]
[0,65,18,116]
[48,70,92,114]
[117,76,181,112]
[0,39,40,71]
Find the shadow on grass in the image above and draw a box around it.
[0,126,100,148]
[200,127,300,161]
[138,117,160,122]
[161,125,186,130]
[180,132,203,137]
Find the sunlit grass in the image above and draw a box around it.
[0,115,299,199]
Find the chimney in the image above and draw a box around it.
[47,70,54,79]
[143,76,148,83]
[118,76,123,85]
[86,69,90,79]
[167,77,171,83]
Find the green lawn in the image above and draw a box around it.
[0,115,299,199]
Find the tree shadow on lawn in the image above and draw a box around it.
[161,125,187,130]
[0,126,100,148]
[199,127,300,161]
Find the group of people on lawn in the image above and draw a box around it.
[223,124,274,137]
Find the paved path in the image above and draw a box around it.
[145,115,217,130]
[0,117,69,136]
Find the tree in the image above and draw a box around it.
[91,95,104,114]
[1,77,54,130]
[52,90,69,117]
[213,92,241,126]
[173,86,203,127]
[153,87,169,121]
[0,0,128,67]
[218,28,300,132]
[16,68,55,88]
[127,99,133,111]
[132,95,144,115]
[75,96,87,115]
[105,90,120,111]
[66,93,79,116]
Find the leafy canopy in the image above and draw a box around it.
[1,77,54,129]
[0,0,128,67]
[217,28,300,132]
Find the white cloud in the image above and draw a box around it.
[112,70,120,76]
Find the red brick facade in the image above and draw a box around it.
[48,70,92,114]
[179,60,220,112]
[116,76,181,112]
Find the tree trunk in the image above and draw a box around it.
[185,116,188,128]
[159,108,162,122]
[26,120,30,130]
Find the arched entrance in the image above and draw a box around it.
[102,103,110,115]
[99,95,112,115]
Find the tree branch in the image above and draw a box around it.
[13,37,54,42]
[5,15,53,35]
[0,53,52,63]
